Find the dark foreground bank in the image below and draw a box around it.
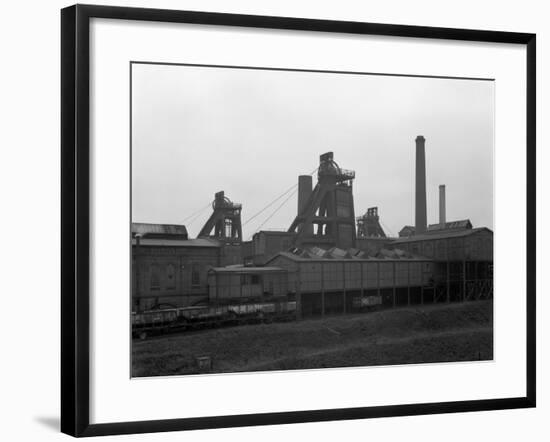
[132,300,493,377]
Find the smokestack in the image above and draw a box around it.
[439,184,446,225]
[298,175,313,234]
[415,135,427,234]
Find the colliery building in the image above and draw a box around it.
[391,227,493,303]
[132,136,493,316]
[132,220,241,311]
[265,247,433,318]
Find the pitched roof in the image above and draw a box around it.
[399,225,415,231]
[131,222,188,238]
[427,219,472,232]
[132,238,220,248]
[254,230,297,237]
[391,227,492,244]
[209,266,285,273]
[267,247,429,264]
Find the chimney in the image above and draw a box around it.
[298,175,313,234]
[439,184,446,225]
[415,135,427,234]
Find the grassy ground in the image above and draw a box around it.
[132,300,493,377]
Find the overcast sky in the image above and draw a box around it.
[132,63,494,240]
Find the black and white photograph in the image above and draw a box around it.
[0,0,544,439]
[131,62,494,377]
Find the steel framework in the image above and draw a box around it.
[198,191,243,241]
[288,152,356,249]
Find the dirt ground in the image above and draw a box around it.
[132,300,493,377]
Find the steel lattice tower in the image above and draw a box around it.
[357,207,386,238]
[198,191,243,242]
[288,152,356,249]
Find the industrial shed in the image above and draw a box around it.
[207,266,288,301]
[247,230,297,265]
[390,227,493,262]
[267,249,433,292]
[390,227,493,302]
[265,247,434,317]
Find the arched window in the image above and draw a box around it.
[166,263,176,289]
[191,264,200,287]
[150,264,160,290]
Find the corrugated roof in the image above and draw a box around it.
[427,219,472,232]
[327,247,350,259]
[309,246,329,258]
[286,247,310,258]
[348,248,366,259]
[398,220,473,237]
[356,236,391,242]
[254,230,297,237]
[209,266,285,273]
[375,248,409,259]
[391,227,492,244]
[400,225,415,231]
[269,250,429,264]
[132,222,188,237]
[132,238,220,248]
[399,225,415,232]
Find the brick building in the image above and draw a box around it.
[131,223,244,310]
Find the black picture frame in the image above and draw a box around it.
[61,4,536,437]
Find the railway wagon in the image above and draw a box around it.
[132,300,297,339]
[132,308,181,338]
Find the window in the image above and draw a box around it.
[224,219,233,238]
[423,241,434,257]
[191,264,200,287]
[240,274,260,285]
[166,263,176,289]
[150,264,160,290]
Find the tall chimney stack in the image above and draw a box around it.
[298,175,313,234]
[415,135,427,234]
[439,184,446,225]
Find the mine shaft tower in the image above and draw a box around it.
[198,191,243,242]
[357,207,386,238]
[288,152,356,249]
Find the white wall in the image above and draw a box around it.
[0,0,547,440]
